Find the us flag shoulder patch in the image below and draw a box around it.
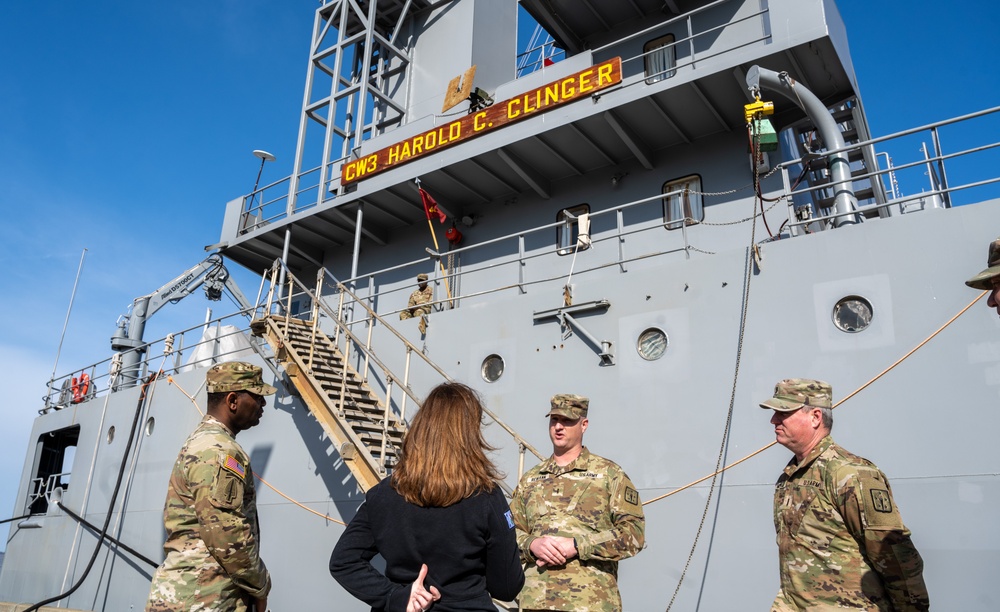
[223,455,246,478]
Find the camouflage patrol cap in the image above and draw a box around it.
[965,237,1000,290]
[759,378,832,412]
[417,273,429,281]
[206,361,277,396]
[546,393,589,419]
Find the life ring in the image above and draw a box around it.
[71,373,90,404]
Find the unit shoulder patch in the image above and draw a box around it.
[624,486,639,506]
[859,475,903,530]
[870,488,892,513]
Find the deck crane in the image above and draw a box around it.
[110,254,253,388]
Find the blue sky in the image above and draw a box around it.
[1,0,998,551]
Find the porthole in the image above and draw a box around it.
[832,296,873,333]
[481,354,504,383]
[145,417,156,436]
[637,328,668,361]
[106,425,116,444]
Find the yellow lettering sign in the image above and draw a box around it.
[341,57,622,184]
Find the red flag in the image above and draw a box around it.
[543,57,555,67]
[420,188,447,224]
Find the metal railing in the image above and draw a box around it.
[45,105,1000,415]
[601,0,771,84]
[28,472,72,510]
[259,259,546,481]
[43,304,271,413]
[778,105,1000,232]
[236,0,770,225]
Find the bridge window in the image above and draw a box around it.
[663,175,703,229]
[556,204,591,255]
[28,425,80,515]
[644,34,676,84]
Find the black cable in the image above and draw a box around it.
[55,502,158,569]
[0,514,31,525]
[25,372,159,612]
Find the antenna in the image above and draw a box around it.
[442,65,477,113]
[47,248,87,409]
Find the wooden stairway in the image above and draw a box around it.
[251,314,405,492]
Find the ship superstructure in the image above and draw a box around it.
[2,0,999,610]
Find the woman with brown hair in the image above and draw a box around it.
[330,382,524,612]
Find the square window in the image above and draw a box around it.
[557,204,591,255]
[645,34,676,84]
[663,176,703,229]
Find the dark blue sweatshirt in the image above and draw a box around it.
[330,479,525,611]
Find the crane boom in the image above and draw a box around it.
[110,254,253,388]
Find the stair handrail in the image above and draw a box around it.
[262,259,546,465]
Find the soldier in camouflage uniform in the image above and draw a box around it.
[510,394,645,612]
[146,361,276,612]
[760,379,929,611]
[965,236,1000,316]
[399,273,433,334]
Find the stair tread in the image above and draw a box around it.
[260,313,405,480]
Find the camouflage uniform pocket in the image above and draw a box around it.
[775,480,820,537]
[210,468,244,511]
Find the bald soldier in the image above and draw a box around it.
[399,273,434,334]
[965,236,1000,316]
[510,394,645,612]
[146,361,275,612]
[761,379,929,611]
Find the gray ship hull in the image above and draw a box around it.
[3,0,999,609]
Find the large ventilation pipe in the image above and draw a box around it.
[746,66,861,227]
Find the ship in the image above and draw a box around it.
[2,0,999,610]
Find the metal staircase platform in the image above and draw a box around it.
[251,315,405,492]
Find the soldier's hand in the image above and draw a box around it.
[552,536,579,560]
[530,536,576,567]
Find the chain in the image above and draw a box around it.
[690,162,785,199]
[685,245,717,255]
[695,197,786,227]
[673,161,786,229]
[665,121,763,611]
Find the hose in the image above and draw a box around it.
[24,372,159,612]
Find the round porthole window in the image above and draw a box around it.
[832,295,873,333]
[107,425,116,444]
[637,328,668,361]
[145,417,156,436]
[481,354,504,383]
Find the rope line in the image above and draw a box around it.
[645,289,987,507]
[162,285,988,570]
[168,376,346,526]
